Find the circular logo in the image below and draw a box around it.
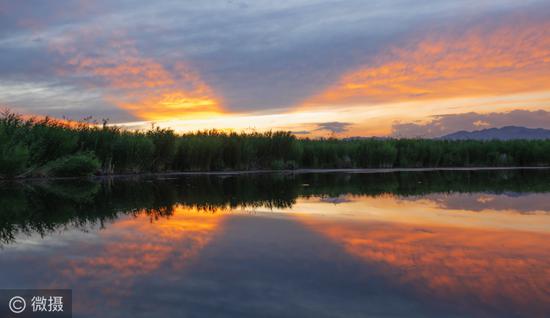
[8,296,26,314]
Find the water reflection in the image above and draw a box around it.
[1,206,227,316]
[297,217,550,317]
[271,194,550,233]
[0,169,549,317]
[2,169,550,244]
[61,207,226,314]
[404,192,550,213]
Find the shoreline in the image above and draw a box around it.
[4,166,550,182]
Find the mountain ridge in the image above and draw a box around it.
[439,126,550,140]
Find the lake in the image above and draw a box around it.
[1,169,549,317]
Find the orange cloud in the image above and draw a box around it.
[298,217,550,315]
[54,33,222,121]
[306,17,550,106]
[116,62,220,120]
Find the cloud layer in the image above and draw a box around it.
[307,9,550,106]
[0,0,549,133]
[51,30,222,120]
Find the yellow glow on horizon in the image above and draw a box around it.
[114,91,550,137]
[116,91,223,121]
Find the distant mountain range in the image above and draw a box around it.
[439,126,550,140]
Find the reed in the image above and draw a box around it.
[1,110,549,178]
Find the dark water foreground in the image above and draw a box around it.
[0,170,549,317]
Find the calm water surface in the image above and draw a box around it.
[1,170,549,317]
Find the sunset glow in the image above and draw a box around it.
[298,218,550,313]
[1,1,549,136]
[2,2,550,314]
[307,18,550,105]
[287,193,550,314]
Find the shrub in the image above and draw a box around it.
[0,144,30,178]
[285,160,298,170]
[45,152,100,177]
[270,159,285,170]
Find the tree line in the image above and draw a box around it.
[1,111,549,178]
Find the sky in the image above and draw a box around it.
[0,0,549,137]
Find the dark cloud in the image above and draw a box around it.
[315,121,352,134]
[291,130,311,135]
[391,110,550,138]
[0,80,136,122]
[320,195,352,204]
